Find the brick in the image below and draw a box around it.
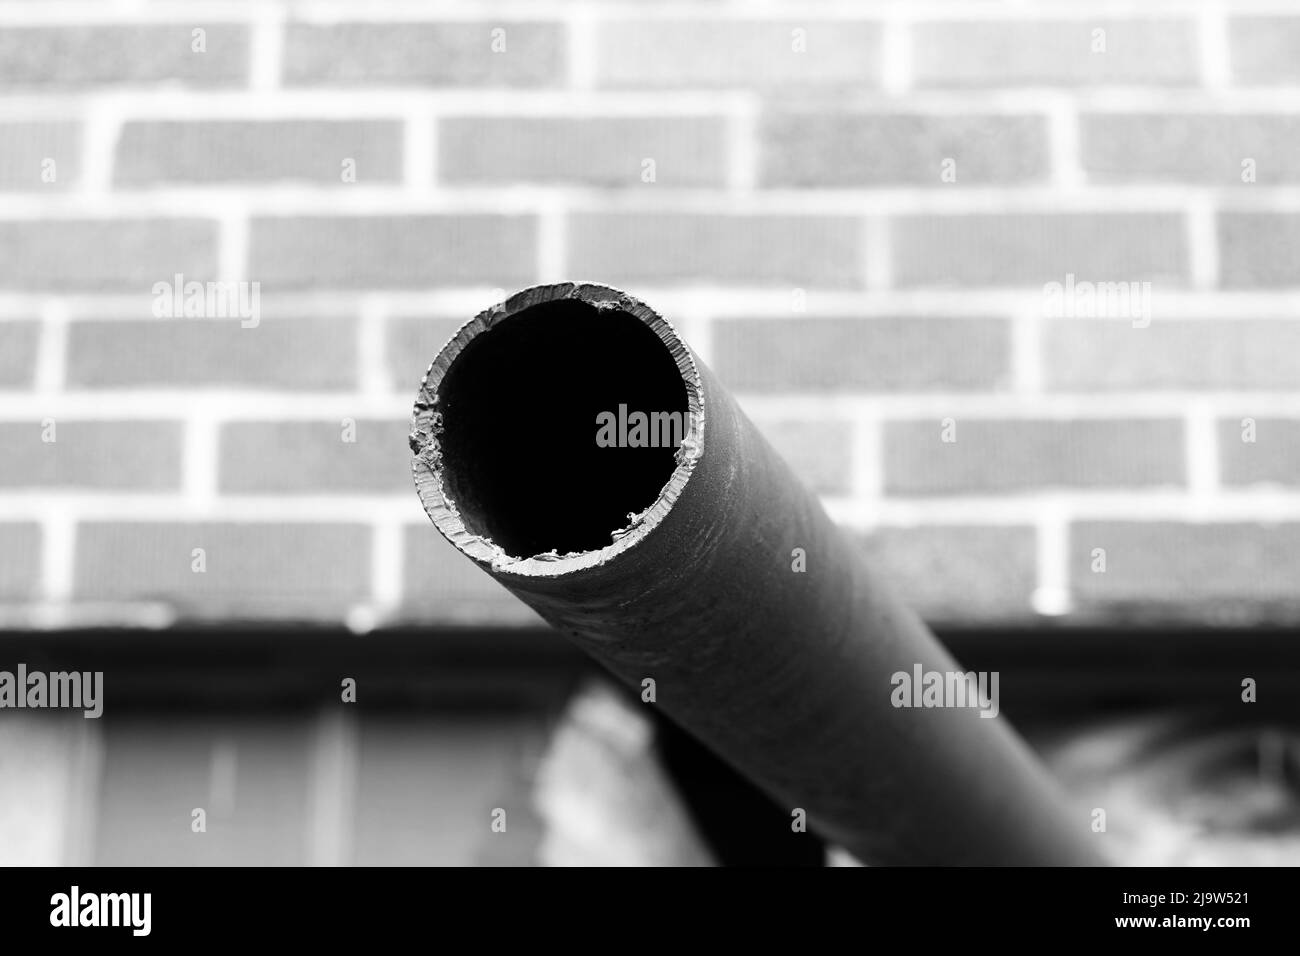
[0,321,40,387]
[912,20,1198,87]
[1045,319,1300,391]
[284,22,564,87]
[594,20,882,88]
[751,418,852,495]
[892,214,1188,287]
[1082,113,1300,183]
[1219,214,1300,287]
[1229,18,1300,85]
[1072,522,1300,620]
[762,113,1049,187]
[884,419,1185,495]
[0,523,40,601]
[386,316,466,394]
[568,213,865,288]
[401,525,542,626]
[115,120,403,185]
[439,116,727,188]
[716,317,1010,393]
[0,220,218,291]
[1219,418,1300,487]
[249,216,537,289]
[0,123,79,190]
[0,26,248,88]
[73,521,371,620]
[219,419,411,494]
[95,717,312,865]
[0,421,182,490]
[858,525,1037,623]
[66,317,358,391]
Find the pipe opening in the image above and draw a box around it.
[436,297,690,559]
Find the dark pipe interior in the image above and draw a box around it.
[436,298,689,558]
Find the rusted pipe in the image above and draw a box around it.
[410,282,1104,866]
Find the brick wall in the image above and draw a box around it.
[2,2,1298,630]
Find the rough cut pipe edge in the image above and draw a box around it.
[410,281,1107,867]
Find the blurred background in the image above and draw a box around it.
[2,0,1300,865]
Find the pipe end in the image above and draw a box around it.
[410,283,705,578]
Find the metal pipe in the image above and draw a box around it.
[410,281,1105,866]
